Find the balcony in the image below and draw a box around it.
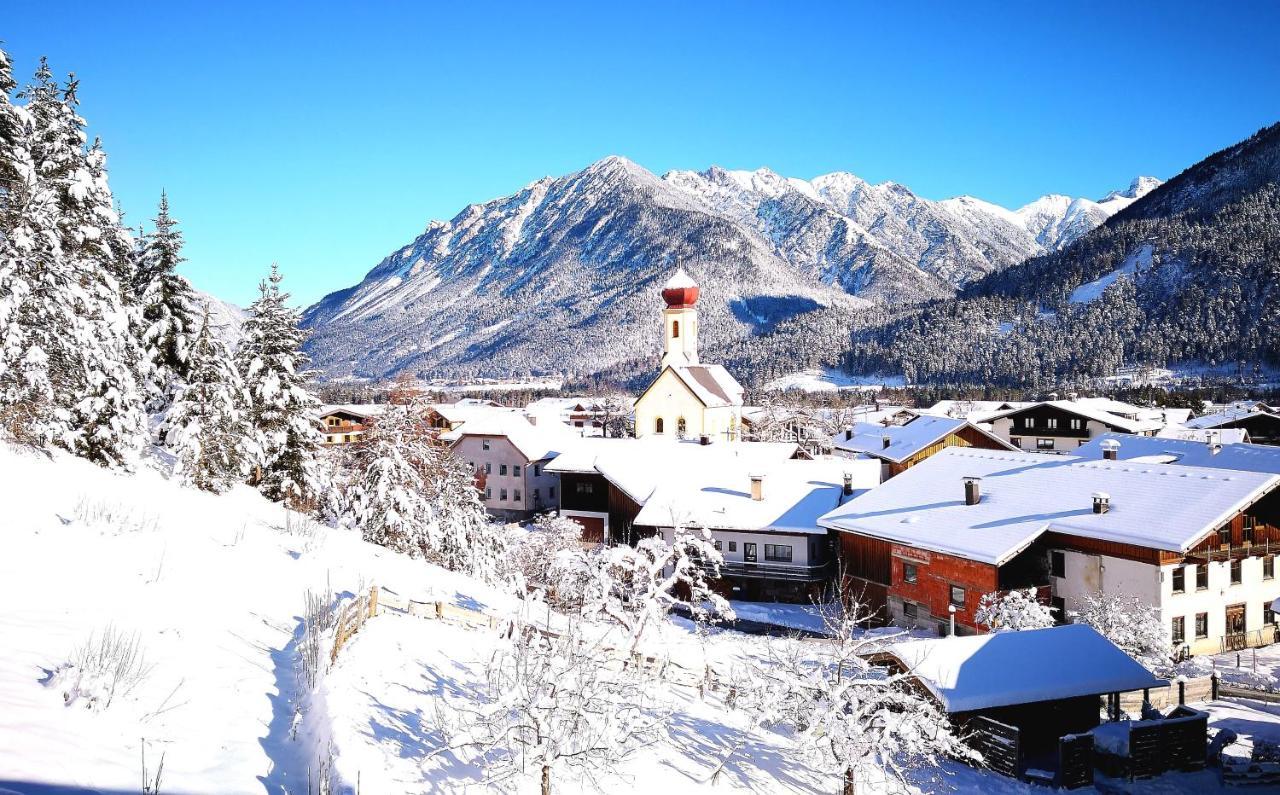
[1185,539,1279,564]
[718,559,833,583]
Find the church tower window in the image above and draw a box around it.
[672,320,680,338]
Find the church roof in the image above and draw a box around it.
[669,364,744,408]
[663,269,698,290]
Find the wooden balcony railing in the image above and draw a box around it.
[718,559,834,583]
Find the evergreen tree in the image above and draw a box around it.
[0,56,145,467]
[237,264,323,507]
[134,192,198,411]
[166,306,248,492]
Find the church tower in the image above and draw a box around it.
[660,269,699,367]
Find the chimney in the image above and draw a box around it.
[842,472,854,497]
[845,428,854,441]
[750,474,764,502]
[963,476,982,506]
[882,435,892,450]
[1208,430,1222,455]
[1101,438,1120,461]
[699,434,710,446]
[1092,492,1110,514]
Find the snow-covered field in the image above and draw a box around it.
[4,441,1280,795]
[765,368,905,393]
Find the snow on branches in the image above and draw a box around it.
[974,588,1056,633]
[1070,591,1173,675]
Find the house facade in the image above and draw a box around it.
[985,400,1161,454]
[819,446,1280,653]
[831,413,1015,479]
[318,405,384,445]
[446,415,577,522]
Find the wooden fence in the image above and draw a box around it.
[1118,675,1215,713]
[330,587,378,663]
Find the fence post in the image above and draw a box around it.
[435,601,444,620]
[1178,679,1185,706]
[1211,672,1220,701]
[368,585,379,618]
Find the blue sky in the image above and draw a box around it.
[5,1,1279,306]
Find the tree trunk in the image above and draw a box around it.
[843,765,855,795]
[542,765,551,795]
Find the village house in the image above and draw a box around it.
[982,398,1163,453]
[830,412,1014,479]
[444,414,578,522]
[547,437,803,545]
[1185,402,1280,446]
[633,270,745,442]
[818,446,1280,655]
[318,404,385,445]
[632,456,881,601]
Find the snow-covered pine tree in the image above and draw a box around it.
[345,397,508,582]
[165,306,248,492]
[133,192,198,412]
[237,264,323,508]
[0,56,145,467]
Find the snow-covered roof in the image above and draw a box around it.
[1075,432,1280,476]
[886,625,1166,712]
[547,438,800,506]
[663,268,698,290]
[921,400,1033,423]
[1186,406,1279,430]
[818,447,1280,564]
[831,415,1012,464]
[444,413,580,462]
[319,404,387,420]
[1157,427,1249,444]
[634,457,881,534]
[669,365,744,409]
[430,403,523,423]
[983,400,1161,434]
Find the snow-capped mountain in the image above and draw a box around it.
[302,157,1154,381]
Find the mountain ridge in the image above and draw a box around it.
[301,156,1158,383]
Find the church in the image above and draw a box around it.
[633,270,745,441]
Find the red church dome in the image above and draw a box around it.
[661,269,699,308]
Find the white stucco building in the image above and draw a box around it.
[633,271,744,441]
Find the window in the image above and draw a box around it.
[482,439,491,451]
[713,540,722,551]
[949,585,965,608]
[1070,418,1083,430]
[1243,515,1256,544]
[728,541,737,552]
[549,486,556,500]
[676,417,687,438]
[903,563,918,584]
[575,481,593,494]
[1010,437,1022,448]
[903,602,918,622]
[532,488,540,502]
[1046,418,1058,430]
[484,487,492,499]
[1195,612,1208,639]
[1037,438,1055,450]
[1218,525,1231,546]
[1050,551,1065,578]
[484,462,492,475]
[655,417,664,434]
[1172,566,1185,594]
[1024,417,1035,429]
[513,465,521,477]
[513,489,521,503]
[672,319,680,338]
[1266,603,1277,625]
[1231,558,1242,584]
[499,464,508,476]
[533,465,541,477]
[1172,616,1186,645]
[1196,564,1208,590]
[499,489,507,501]
[1265,555,1274,580]
[763,544,793,563]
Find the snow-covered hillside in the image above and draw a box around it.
[302,157,1155,382]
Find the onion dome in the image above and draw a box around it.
[661,268,699,308]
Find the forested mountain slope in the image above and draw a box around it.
[302,157,1141,382]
